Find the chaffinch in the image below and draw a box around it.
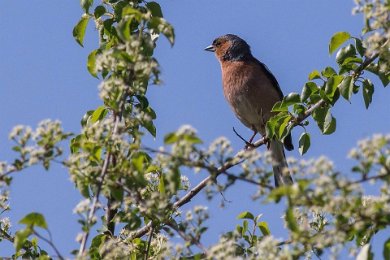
[205,34,293,187]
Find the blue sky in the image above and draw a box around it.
[1,0,389,257]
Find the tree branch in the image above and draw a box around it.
[77,114,121,256]
[33,230,64,260]
[144,226,154,260]
[166,221,208,256]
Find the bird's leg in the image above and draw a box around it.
[245,130,258,150]
[232,127,256,149]
[248,130,257,143]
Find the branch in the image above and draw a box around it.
[144,226,154,260]
[77,114,121,256]
[351,171,390,184]
[0,227,14,243]
[166,221,209,256]
[221,171,273,189]
[33,230,64,260]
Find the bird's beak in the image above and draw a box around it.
[204,45,215,52]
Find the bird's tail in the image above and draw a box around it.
[269,139,293,187]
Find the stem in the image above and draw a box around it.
[77,114,121,256]
[167,221,208,256]
[34,230,64,260]
[144,226,154,260]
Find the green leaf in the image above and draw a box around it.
[354,38,366,57]
[90,234,106,257]
[336,44,357,65]
[76,179,90,198]
[257,221,271,236]
[146,2,163,17]
[158,175,166,195]
[19,212,48,229]
[283,92,301,107]
[339,76,354,101]
[164,133,178,144]
[301,82,318,102]
[111,186,124,201]
[73,15,90,47]
[378,71,390,87]
[308,70,321,80]
[266,118,276,138]
[286,208,298,232]
[94,5,106,18]
[81,110,93,127]
[298,132,310,155]
[271,101,288,112]
[323,110,336,135]
[236,225,243,235]
[268,186,290,202]
[242,220,248,234]
[362,79,374,109]
[14,228,32,251]
[383,238,390,260]
[237,211,254,220]
[80,0,93,13]
[278,115,292,140]
[87,50,98,78]
[365,62,390,87]
[293,103,305,116]
[183,135,203,144]
[132,152,150,172]
[329,31,351,54]
[145,106,157,119]
[136,95,149,109]
[143,121,156,137]
[121,6,142,20]
[90,106,107,123]
[313,106,331,134]
[325,75,343,101]
[117,19,132,41]
[321,66,337,78]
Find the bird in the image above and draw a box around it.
[205,34,294,187]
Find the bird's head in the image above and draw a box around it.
[205,34,252,62]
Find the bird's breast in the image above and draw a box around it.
[220,60,280,133]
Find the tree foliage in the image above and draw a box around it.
[0,0,389,259]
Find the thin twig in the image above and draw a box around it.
[166,221,208,256]
[144,226,154,260]
[78,114,121,256]
[351,171,390,184]
[232,127,252,146]
[222,171,273,189]
[0,227,14,243]
[33,230,64,260]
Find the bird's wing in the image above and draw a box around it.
[251,58,284,100]
[251,57,294,151]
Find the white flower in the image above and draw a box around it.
[73,199,91,214]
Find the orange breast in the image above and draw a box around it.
[220,60,282,133]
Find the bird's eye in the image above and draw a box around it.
[213,40,221,47]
